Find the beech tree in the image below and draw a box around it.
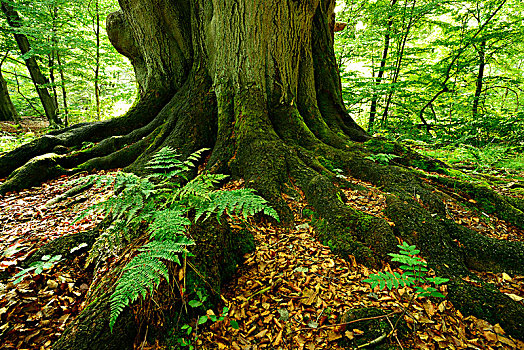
[1,0,61,127]
[0,0,523,348]
[0,53,19,122]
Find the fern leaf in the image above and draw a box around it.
[149,207,191,241]
[203,189,279,222]
[109,254,169,330]
[139,239,195,265]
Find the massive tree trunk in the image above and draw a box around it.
[0,0,523,348]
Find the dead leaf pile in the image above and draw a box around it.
[443,198,524,242]
[198,210,524,349]
[1,169,523,350]
[0,172,113,349]
[339,176,388,220]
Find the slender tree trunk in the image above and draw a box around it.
[472,40,486,118]
[0,66,20,122]
[381,0,416,126]
[1,0,61,127]
[368,0,397,132]
[93,0,101,120]
[48,5,59,111]
[57,52,69,126]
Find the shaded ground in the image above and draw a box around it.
[0,116,48,134]
[0,170,523,349]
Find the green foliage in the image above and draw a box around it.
[335,0,524,145]
[365,153,399,165]
[1,0,135,123]
[12,255,62,284]
[0,131,37,153]
[363,242,449,298]
[178,290,237,349]
[414,142,524,173]
[71,147,278,331]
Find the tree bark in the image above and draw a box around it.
[1,0,61,127]
[0,64,20,122]
[472,40,486,118]
[0,0,523,348]
[56,51,69,126]
[381,0,416,125]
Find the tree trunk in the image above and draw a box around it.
[1,0,61,127]
[381,0,416,126]
[93,0,101,120]
[472,40,486,118]
[368,0,397,132]
[56,52,69,126]
[0,64,20,122]
[1,0,523,348]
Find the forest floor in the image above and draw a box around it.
[0,163,523,349]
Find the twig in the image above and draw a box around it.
[291,310,401,333]
[356,332,387,349]
[139,326,148,350]
[386,314,404,350]
[245,277,283,301]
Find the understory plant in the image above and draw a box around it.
[178,290,239,349]
[71,147,278,331]
[364,242,449,298]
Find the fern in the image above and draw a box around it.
[148,206,191,241]
[363,242,449,298]
[147,147,209,180]
[68,147,279,331]
[195,188,279,222]
[109,253,170,330]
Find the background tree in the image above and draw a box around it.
[0,50,19,122]
[0,0,135,125]
[1,0,61,126]
[336,0,524,145]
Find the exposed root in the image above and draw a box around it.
[0,93,170,179]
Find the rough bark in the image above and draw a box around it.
[0,0,523,348]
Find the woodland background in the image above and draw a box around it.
[1,0,523,168]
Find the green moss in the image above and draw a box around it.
[411,159,430,170]
[365,138,397,154]
[318,155,335,172]
[220,227,255,283]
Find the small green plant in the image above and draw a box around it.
[71,147,278,331]
[363,242,449,298]
[365,153,400,165]
[178,290,238,349]
[12,255,62,284]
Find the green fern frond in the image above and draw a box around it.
[147,147,209,180]
[109,237,194,331]
[196,188,279,222]
[176,173,229,203]
[149,207,191,241]
[109,253,170,330]
[72,146,280,332]
[139,238,194,263]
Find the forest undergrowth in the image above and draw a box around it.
[0,158,523,349]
